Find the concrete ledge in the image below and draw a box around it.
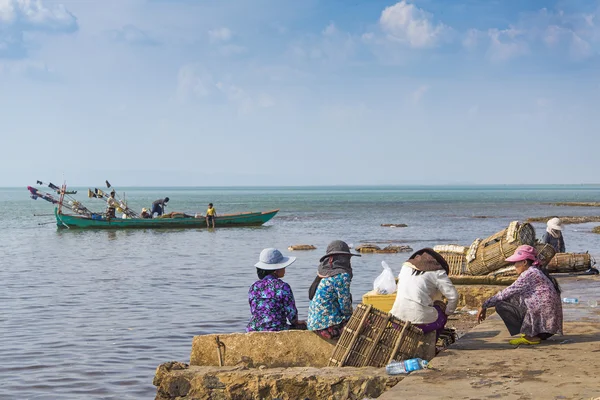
[154,363,403,400]
[190,331,336,368]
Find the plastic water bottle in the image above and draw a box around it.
[562,297,579,304]
[385,358,429,375]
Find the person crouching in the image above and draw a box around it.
[390,248,458,339]
[246,248,306,332]
[477,245,563,345]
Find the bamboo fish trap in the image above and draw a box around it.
[547,252,595,273]
[466,221,536,276]
[328,304,424,368]
[433,245,469,276]
[534,242,556,268]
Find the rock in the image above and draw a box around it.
[355,244,381,253]
[593,226,600,234]
[377,245,413,254]
[153,365,403,400]
[381,223,408,228]
[190,331,336,368]
[288,244,317,251]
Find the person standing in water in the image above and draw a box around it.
[206,203,217,228]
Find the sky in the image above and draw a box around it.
[1,0,599,186]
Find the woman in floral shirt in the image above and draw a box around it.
[246,248,305,332]
[308,240,361,339]
[477,245,563,345]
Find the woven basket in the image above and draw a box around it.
[535,242,556,268]
[328,304,424,368]
[434,245,469,276]
[467,222,536,276]
[547,252,595,273]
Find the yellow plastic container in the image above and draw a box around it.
[361,290,396,313]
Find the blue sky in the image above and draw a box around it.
[1,0,599,186]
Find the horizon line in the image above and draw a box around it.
[4,183,600,189]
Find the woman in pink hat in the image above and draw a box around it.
[477,245,563,345]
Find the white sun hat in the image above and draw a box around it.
[254,248,296,270]
[547,217,563,231]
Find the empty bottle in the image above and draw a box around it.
[562,297,579,304]
[386,358,429,375]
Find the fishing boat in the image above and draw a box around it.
[54,208,279,229]
[28,180,279,229]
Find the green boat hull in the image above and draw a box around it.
[55,208,278,229]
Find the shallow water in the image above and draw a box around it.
[2,185,600,398]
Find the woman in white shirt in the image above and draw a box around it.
[390,248,458,338]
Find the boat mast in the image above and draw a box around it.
[58,182,67,214]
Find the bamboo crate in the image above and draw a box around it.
[467,222,536,276]
[434,245,469,276]
[547,252,595,273]
[328,304,424,368]
[535,242,556,268]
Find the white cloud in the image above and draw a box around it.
[379,1,449,48]
[411,84,429,104]
[0,0,78,59]
[208,27,232,43]
[323,22,336,36]
[177,64,214,100]
[288,23,355,65]
[110,25,158,46]
[487,28,529,62]
[176,64,274,114]
[463,28,481,50]
[0,0,77,32]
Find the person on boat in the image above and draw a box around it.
[307,240,360,340]
[246,248,306,332]
[151,197,169,217]
[140,208,152,219]
[106,190,117,219]
[206,203,216,228]
[542,217,565,253]
[477,245,563,345]
[390,248,458,339]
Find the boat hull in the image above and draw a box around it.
[55,208,278,229]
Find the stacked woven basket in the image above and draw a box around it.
[434,221,542,277]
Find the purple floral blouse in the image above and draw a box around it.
[246,275,298,332]
[483,267,563,336]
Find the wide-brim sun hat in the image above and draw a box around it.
[505,245,538,263]
[254,248,296,270]
[547,217,563,231]
[319,240,362,262]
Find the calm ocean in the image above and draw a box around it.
[1,185,600,399]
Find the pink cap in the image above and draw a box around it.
[505,245,538,263]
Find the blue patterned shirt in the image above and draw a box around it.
[307,273,352,331]
[246,275,298,332]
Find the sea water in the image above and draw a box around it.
[2,185,600,398]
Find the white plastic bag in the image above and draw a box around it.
[373,261,397,295]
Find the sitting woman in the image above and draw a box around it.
[542,217,565,253]
[246,248,305,332]
[477,245,563,345]
[308,240,361,340]
[390,248,458,339]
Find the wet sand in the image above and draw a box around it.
[380,275,600,400]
